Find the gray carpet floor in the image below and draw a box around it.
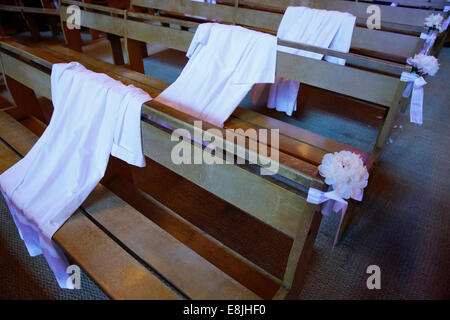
[0,34,448,299]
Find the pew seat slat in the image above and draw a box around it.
[83,184,262,300]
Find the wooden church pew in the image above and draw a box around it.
[56,0,426,140]
[54,0,424,243]
[216,0,446,33]
[357,0,450,56]
[159,0,433,33]
[42,41,369,168]
[4,0,433,263]
[57,0,425,64]
[57,0,132,62]
[54,1,417,248]
[133,0,427,61]
[0,38,326,299]
[0,0,128,58]
[0,1,59,41]
[151,0,449,56]
[58,0,412,157]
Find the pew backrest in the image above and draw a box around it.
[130,0,426,60]
[60,0,411,108]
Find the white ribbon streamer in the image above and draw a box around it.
[400,72,427,125]
[420,32,437,54]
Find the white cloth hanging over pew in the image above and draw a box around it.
[0,62,150,288]
[156,23,277,127]
[252,6,356,116]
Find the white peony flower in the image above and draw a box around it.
[318,151,369,200]
[424,13,444,32]
[407,53,440,76]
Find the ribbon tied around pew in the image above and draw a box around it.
[401,53,440,125]
[400,72,427,125]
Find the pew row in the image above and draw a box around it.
[0,0,127,53]
[362,0,448,10]
[59,0,412,157]
[60,0,425,63]
[357,0,450,56]
[145,0,448,57]
[0,38,332,299]
[0,2,59,41]
[157,0,436,33]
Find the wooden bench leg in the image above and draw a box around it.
[90,29,100,41]
[399,96,410,113]
[433,29,449,57]
[49,17,60,36]
[41,0,59,36]
[4,75,46,123]
[281,210,322,299]
[0,24,6,37]
[101,156,135,185]
[334,205,354,246]
[62,23,82,52]
[127,39,147,73]
[23,13,41,42]
[375,85,404,149]
[296,84,309,115]
[106,33,125,65]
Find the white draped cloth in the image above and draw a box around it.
[0,62,150,288]
[156,23,277,127]
[252,6,356,116]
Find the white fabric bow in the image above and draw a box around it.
[307,188,348,215]
[400,72,427,125]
